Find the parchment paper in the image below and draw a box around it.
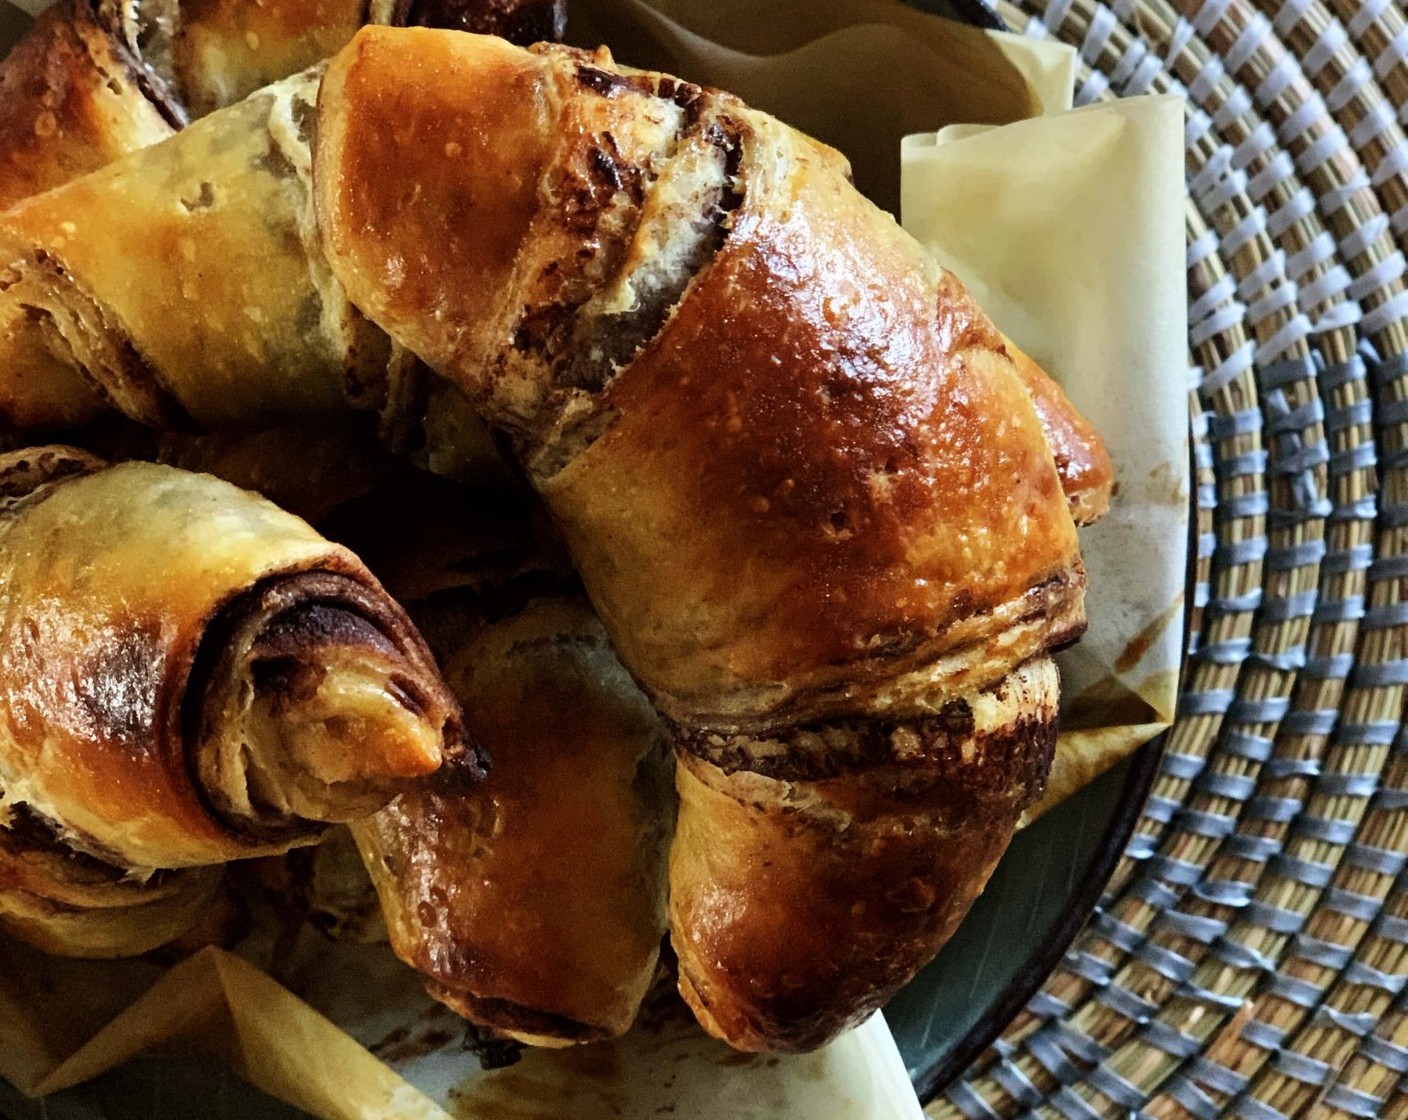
[0,0,1186,1115]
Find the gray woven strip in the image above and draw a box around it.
[1312,594,1366,623]
[1268,973,1325,1007]
[1159,908,1228,942]
[1257,589,1317,620]
[1329,495,1377,520]
[1376,502,1408,527]
[1066,950,1114,986]
[1180,808,1237,838]
[1192,877,1254,907]
[1244,899,1308,932]
[1049,1085,1104,1120]
[1228,695,1291,722]
[1223,834,1283,862]
[1344,843,1408,875]
[1265,395,1325,432]
[1049,1022,1107,1065]
[1269,853,1336,887]
[1378,396,1408,427]
[1283,708,1337,735]
[991,1059,1043,1108]
[1190,1055,1250,1094]
[1026,990,1069,1019]
[1201,636,1254,663]
[1099,983,1157,1024]
[1024,1028,1083,1082]
[1137,942,1197,983]
[1312,1004,1378,1037]
[1084,1065,1145,1110]
[1369,552,1408,579]
[1370,350,1408,387]
[1218,536,1271,565]
[1220,449,1270,477]
[1302,651,1355,679]
[1142,1019,1204,1060]
[1144,796,1178,824]
[1343,960,1408,994]
[944,1079,1001,1120]
[1323,397,1374,431]
[1221,491,1271,518]
[1210,588,1264,613]
[1167,1075,1222,1120]
[1315,773,1382,797]
[1248,796,1303,822]
[1375,785,1408,810]
[1273,1048,1334,1084]
[1268,539,1328,568]
[1131,878,1181,908]
[1360,1032,1408,1072]
[1294,814,1359,844]
[1353,660,1408,686]
[1291,932,1354,969]
[1331,443,1379,473]
[1198,769,1257,798]
[1181,688,1237,715]
[1215,938,1277,971]
[1325,542,1374,573]
[1223,731,1274,761]
[1179,978,1251,1011]
[1148,855,1206,885]
[1263,756,1321,779]
[1262,355,1319,390]
[1372,913,1408,941]
[1365,601,1408,627]
[1163,751,1206,778]
[1240,1018,1287,1049]
[1333,720,1400,746]
[1320,1085,1386,1118]
[1318,354,1367,391]
[1325,888,1383,921]
[1092,911,1143,952]
[1234,1096,1290,1120]
[1272,441,1331,476]
[1210,408,1265,439]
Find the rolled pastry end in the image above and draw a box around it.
[669,658,1060,1053]
[191,571,470,841]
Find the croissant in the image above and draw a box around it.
[0,0,568,210]
[355,595,672,1046]
[0,445,472,956]
[324,473,673,1045]
[315,28,1112,1052]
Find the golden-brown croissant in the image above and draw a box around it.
[315,28,1109,1052]
[326,474,673,1046]
[0,444,471,955]
[0,0,569,211]
[355,595,673,1046]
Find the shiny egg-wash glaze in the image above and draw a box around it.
[0,445,470,957]
[0,0,569,210]
[315,28,1113,1052]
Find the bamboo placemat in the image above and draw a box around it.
[931,0,1408,1116]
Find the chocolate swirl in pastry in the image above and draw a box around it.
[0,446,469,899]
[315,29,1111,1052]
[0,0,569,210]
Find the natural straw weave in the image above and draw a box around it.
[931,0,1408,1117]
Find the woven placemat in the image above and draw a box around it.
[930,0,1408,1117]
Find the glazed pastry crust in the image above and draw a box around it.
[0,0,176,213]
[315,29,1105,1052]
[316,30,1089,727]
[0,447,462,874]
[355,596,672,1046]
